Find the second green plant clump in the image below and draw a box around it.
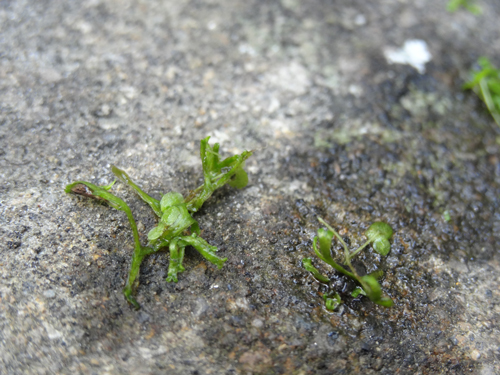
[464,57,500,127]
[303,218,394,309]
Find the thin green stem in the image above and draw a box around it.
[479,78,500,126]
[313,237,356,278]
[317,217,362,279]
[186,172,233,204]
[348,239,372,261]
[210,172,227,181]
[111,166,162,217]
[318,217,350,261]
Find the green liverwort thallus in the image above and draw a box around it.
[66,137,252,309]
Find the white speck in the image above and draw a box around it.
[210,284,219,289]
[43,290,56,299]
[354,14,366,26]
[348,84,363,97]
[139,346,167,359]
[238,44,256,56]
[207,21,217,30]
[235,297,249,310]
[287,180,305,193]
[470,349,481,361]
[267,97,280,113]
[383,39,432,74]
[121,86,138,99]
[209,130,230,144]
[252,319,264,328]
[266,62,311,95]
[43,322,63,340]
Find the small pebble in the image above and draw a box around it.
[470,349,481,361]
[251,319,264,328]
[43,290,56,299]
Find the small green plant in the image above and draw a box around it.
[447,0,482,15]
[464,57,500,127]
[303,218,394,309]
[323,291,342,311]
[66,137,252,309]
[443,210,452,222]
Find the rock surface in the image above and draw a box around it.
[1,0,500,374]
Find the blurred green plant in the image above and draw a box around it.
[443,210,452,222]
[464,57,500,127]
[66,136,252,309]
[447,0,482,15]
[323,291,342,311]
[302,218,394,309]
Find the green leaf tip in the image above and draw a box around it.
[161,192,185,211]
[185,137,253,213]
[165,239,186,283]
[323,292,342,311]
[313,229,333,262]
[366,222,393,256]
[147,222,166,241]
[373,238,391,256]
[366,222,393,241]
[65,137,252,309]
[446,0,482,15]
[351,286,366,298]
[101,180,116,190]
[228,163,249,189]
[302,258,330,283]
[463,57,500,127]
[359,275,393,307]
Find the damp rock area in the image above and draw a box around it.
[1,1,500,374]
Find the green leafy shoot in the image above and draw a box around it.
[185,137,252,213]
[447,0,482,15]
[303,217,394,308]
[323,292,342,311]
[66,137,252,309]
[464,57,500,127]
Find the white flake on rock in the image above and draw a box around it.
[383,39,432,74]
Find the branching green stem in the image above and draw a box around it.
[304,217,394,308]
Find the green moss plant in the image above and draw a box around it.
[302,218,394,308]
[66,137,252,309]
[464,57,500,127]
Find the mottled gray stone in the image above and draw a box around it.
[1,0,500,374]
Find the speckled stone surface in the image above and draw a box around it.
[1,1,500,374]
